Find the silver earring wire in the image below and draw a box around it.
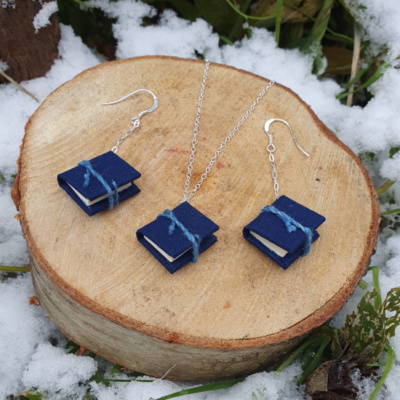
[102,89,158,153]
[264,118,309,200]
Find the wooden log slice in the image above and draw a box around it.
[14,56,379,381]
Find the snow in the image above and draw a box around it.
[88,365,307,400]
[33,1,58,33]
[22,344,98,398]
[1,0,400,398]
[0,275,59,398]
[0,60,8,73]
[345,0,400,61]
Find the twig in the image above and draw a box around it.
[0,71,39,102]
[346,22,361,106]
[158,364,177,380]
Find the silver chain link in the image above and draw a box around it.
[266,143,279,200]
[111,117,140,153]
[263,118,309,200]
[181,60,275,203]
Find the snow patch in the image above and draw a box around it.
[0,275,59,399]
[33,1,58,33]
[22,344,98,397]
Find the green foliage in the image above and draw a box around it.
[57,0,117,59]
[390,146,400,158]
[143,0,199,21]
[23,392,42,400]
[275,0,283,45]
[342,289,386,361]
[278,268,400,399]
[310,0,334,73]
[337,61,391,99]
[54,0,391,105]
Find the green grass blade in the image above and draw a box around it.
[225,0,274,21]
[336,0,350,13]
[298,337,331,383]
[376,180,396,196]
[309,0,334,43]
[283,1,353,44]
[343,59,374,90]
[275,0,283,46]
[276,336,323,372]
[0,265,30,272]
[153,379,242,400]
[228,0,252,41]
[369,343,396,400]
[219,35,233,45]
[324,32,353,45]
[381,208,400,216]
[337,62,391,99]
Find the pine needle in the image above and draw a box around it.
[0,71,39,102]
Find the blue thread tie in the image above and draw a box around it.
[261,205,313,256]
[158,209,201,263]
[78,160,119,209]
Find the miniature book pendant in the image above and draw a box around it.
[137,202,219,274]
[243,195,326,269]
[57,151,141,216]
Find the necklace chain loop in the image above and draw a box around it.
[181,60,275,203]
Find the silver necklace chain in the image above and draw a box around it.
[266,142,279,200]
[181,60,275,203]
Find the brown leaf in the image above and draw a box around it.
[28,296,40,306]
[305,358,377,400]
[323,47,353,76]
[250,0,324,25]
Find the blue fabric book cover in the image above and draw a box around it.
[137,202,219,274]
[57,151,141,216]
[243,196,325,269]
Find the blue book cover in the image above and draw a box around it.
[57,151,141,216]
[137,202,219,274]
[243,196,325,269]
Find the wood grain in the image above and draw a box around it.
[14,56,379,381]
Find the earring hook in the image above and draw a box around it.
[264,118,309,200]
[102,89,158,153]
[102,89,158,120]
[264,118,309,157]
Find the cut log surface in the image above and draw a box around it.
[15,56,379,381]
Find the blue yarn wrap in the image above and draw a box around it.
[260,205,313,256]
[78,160,119,209]
[158,209,201,263]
